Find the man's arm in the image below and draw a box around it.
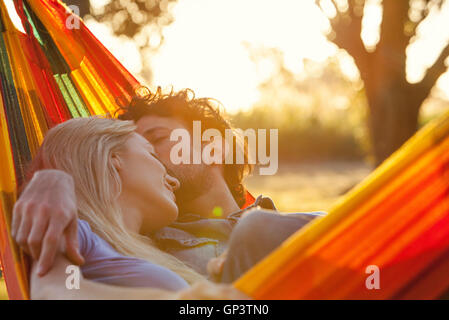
[12,169,84,276]
[30,254,248,300]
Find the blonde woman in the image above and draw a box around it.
[25,117,246,299]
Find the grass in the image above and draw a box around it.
[245,161,371,213]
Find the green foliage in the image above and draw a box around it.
[231,98,369,162]
[230,54,371,163]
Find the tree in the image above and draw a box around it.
[66,0,176,80]
[317,0,449,165]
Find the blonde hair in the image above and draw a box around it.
[33,117,203,284]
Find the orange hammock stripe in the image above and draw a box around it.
[234,112,449,299]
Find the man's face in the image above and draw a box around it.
[135,115,213,212]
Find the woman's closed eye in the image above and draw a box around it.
[148,134,168,145]
[151,151,177,177]
[150,151,171,172]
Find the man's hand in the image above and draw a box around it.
[207,250,228,282]
[11,169,84,276]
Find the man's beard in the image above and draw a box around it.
[168,165,213,214]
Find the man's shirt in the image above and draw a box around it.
[151,195,325,275]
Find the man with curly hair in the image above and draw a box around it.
[118,88,252,217]
[12,87,324,283]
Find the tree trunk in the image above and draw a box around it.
[320,0,449,166]
[365,84,421,166]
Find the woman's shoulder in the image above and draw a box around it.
[76,219,189,291]
[77,219,92,236]
[77,219,128,258]
[77,219,95,256]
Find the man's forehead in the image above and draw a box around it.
[135,115,187,135]
[132,132,155,151]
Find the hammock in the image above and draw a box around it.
[0,0,448,300]
[234,112,449,299]
[0,0,140,300]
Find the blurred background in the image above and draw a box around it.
[59,0,449,211]
[2,0,449,297]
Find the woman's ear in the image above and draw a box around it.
[111,154,123,172]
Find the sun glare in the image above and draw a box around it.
[6,0,449,111]
[150,0,335,112]
[145,0,449,112]
[4,0,25,33]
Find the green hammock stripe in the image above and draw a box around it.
[22,3,43,47]
[54,74,80,118]
[22,0,75,121]
[61,74,90,117]
[24,0,74,75]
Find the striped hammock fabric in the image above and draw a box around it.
[0,0,140,300]
[235,111,449,299]
[1,0,449,301]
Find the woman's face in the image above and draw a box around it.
[116,132,180,233]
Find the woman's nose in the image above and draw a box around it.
[166,174,180,192]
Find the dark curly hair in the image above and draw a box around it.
[118,87,253,207]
